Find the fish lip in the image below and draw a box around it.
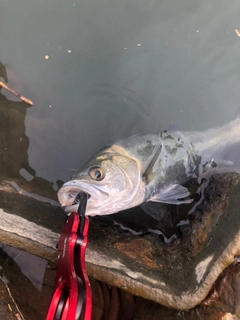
[57,180,109,213]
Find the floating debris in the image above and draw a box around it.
[0,81,33,106]
[235,29,240,37]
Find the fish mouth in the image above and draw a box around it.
[69,192,91,206]
[57,180,109,213]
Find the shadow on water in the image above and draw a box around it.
[0,61,60,200]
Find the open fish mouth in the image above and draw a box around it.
[71,192,91,206]
[57,180,109,213]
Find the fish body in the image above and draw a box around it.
[58,118,240,216]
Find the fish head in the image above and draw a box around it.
[58,145,145,215]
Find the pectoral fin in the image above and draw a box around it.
[141,202,169,220]
[149,184,193,205]
[143,144,162,184]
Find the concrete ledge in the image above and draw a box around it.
[1,177,240,310]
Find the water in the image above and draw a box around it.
[1,0,240,189]
[1,3,240,317]
[0,243,55,320]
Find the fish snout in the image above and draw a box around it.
[58,189,88,213]
[57,180,97,212]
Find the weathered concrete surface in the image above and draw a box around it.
[0,175,240,312]
[90,269,240,320]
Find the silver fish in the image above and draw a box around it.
[58,118,240,216]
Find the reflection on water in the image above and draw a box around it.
[0,90,32,180]
[0,62,29,181]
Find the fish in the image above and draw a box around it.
[58,117,240,217]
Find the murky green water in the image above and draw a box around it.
[1,0,240,188]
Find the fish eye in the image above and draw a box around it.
[88,166,105,181]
